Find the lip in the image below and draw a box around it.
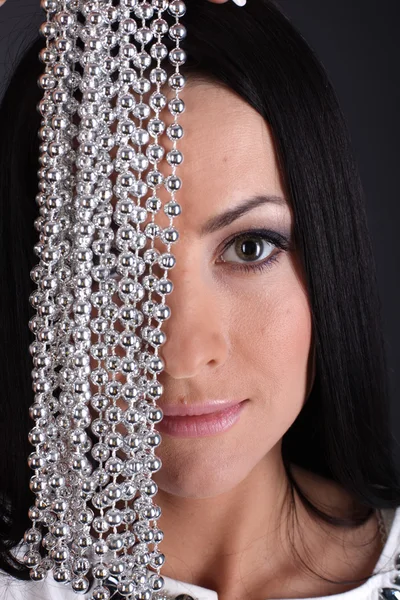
[155,400,248,438]
[160,399,246,417]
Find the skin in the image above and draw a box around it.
[144,81,383,599]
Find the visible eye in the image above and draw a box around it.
[218,228,291,274]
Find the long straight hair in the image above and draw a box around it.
[0,0,399,585]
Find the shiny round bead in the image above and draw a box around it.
[149,329,166,347]
[117,580,134,595]
[150,552,165,568]
[146,199,162,217]
[169,22,186,41]
[169,47,187,66]
[91,587,110,600]
[131,128,150,146]
[151,42,168,61]
[168,98,185,116]
[135,26,153,45]
[159,252,176,270]
[71,577,90,594]
[105,381,122,399]
[121,17,137,35]
[147,118,165,137]
[147,169,164,188]
[133,101,150,120]
[105,509,122,526]
[93,539,109,556]
[103,485,120,504]
[169,72,186,90]
[142,481,158,497]
[150,66,167,85]
[134,2,153,19]
[30,567,47,582]
[53,63,70,79]
[40,0,60,11]
[29,474,47,492]
[93,517,109,533]
[168,0,186,16]
[105,433,123,450]
[166,123,184,141]
[50,522,70,539]
[146,143,164,163]
[152,0,169,11]
[105,457,124,475]
[42,533,57,550]
[161,227,179,244]
[52,115,69,130]
[91,443,110,464]
[93,565,109,580]
[133,50,152,70]
[48,474,66,490]
[50,546,69,563]
[39,22,59,39]
[29,402,48,419]
[165,175,182,192]
[28,506,41,521]
[110,560,125,577]
[148,408,163,423]
[76,508,94,526]
[55,10,73,26]
[150,91,167,111]
[121,43,137,60]
[39,47,57,64]
[53,567,71,583]
[118,93,136,110]
[51,499,68,514]
[106,533,124,551]
[132,153,149,172]
[149,574,164,591]
[120,67,136,85]
[121,482,137,501]
[72,557,90,575]
[24,528,42,545]
[55,37,72,53]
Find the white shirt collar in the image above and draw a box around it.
[162,574,218,599]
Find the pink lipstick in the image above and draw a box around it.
[156,400,248,438]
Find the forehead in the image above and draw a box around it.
[108,81,287,240]
[163,80,278,174]
[156,81,285,225]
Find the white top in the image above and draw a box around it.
[0,506,399,600]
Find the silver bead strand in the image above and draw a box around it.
[26,0,187,598]
[26,0,80,583]
[69,2,119,596]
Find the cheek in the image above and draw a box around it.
[230,265,313,433]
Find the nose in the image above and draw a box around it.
[158,261,229,380]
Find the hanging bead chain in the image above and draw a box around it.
[24,1,187,599]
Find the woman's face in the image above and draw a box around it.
[150,81,315,499]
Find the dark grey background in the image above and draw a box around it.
[1,0,399,454]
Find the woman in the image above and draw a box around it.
[0,0,399,599]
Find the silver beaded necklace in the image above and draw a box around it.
[24,1,186,598]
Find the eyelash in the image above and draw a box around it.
[94,229,291,276]
[219,228,291,274]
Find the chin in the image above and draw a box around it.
[153,446,250,499]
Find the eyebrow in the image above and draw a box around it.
[199,194,288,237]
